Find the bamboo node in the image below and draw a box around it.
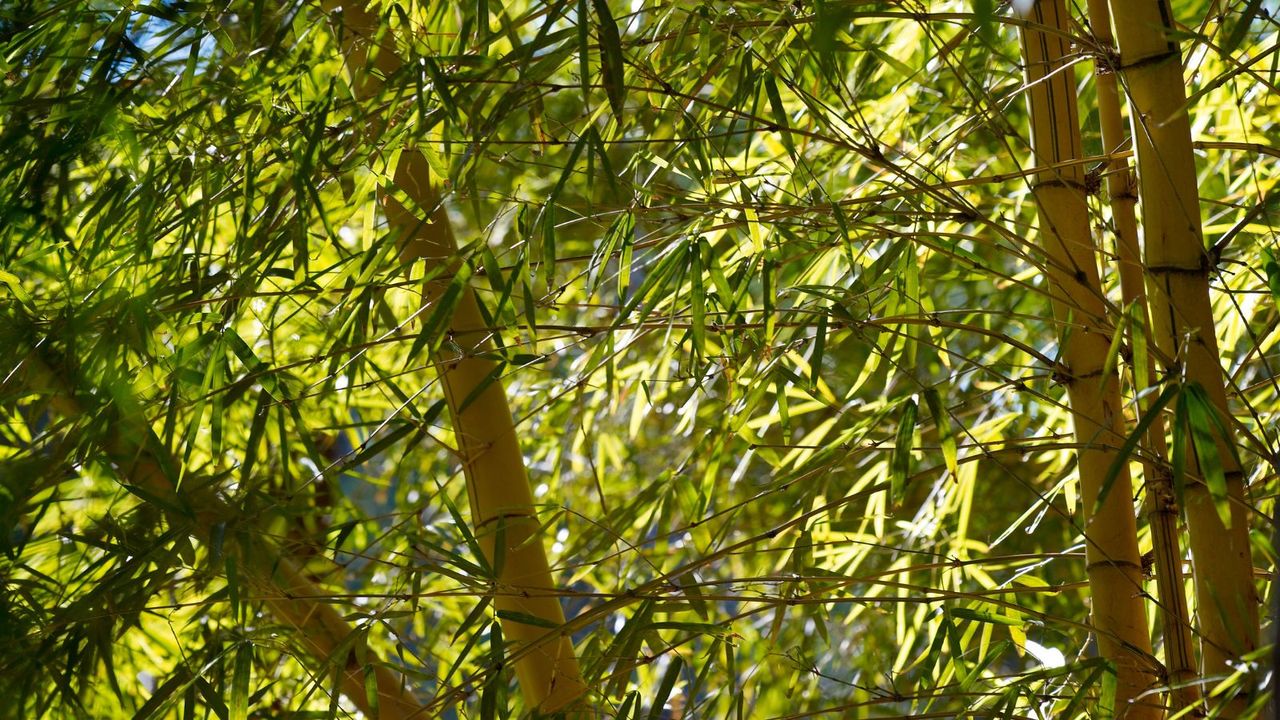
[1117,48,1180,73]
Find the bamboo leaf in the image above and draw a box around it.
[950,607,1023,627]
[974,0,995,45]
[0,269,33,307]
[1095,383,1179,516]
[689,236,706,360]
[810,312,827,388]
[891,398,918,506]
[491,607,558,625]
[1261,248,1280,299]
[1220,0,1264,58]
[407,263,474,362]
[1172,387,1191,507]
[762,74,794,157]
[1183,383,1233,529]
[577,0,591,103]
[230,643,252,720]
[592,0,626,117]
[645,655,683,720]
[922,387,957,477]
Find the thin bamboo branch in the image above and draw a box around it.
[1017,2,1159,716]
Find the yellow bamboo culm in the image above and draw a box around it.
[19,352,423,720]
[1106,0,1260,701]
[1017,2,1160,716]
[326,1,587,712]
[1083,0,1199,710]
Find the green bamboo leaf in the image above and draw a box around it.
[762,74,794,157]
[645,655,683,720]
[1128,301,1151,391]
[891,398,918,506]
[1172,387,1191,507]
[922,387,957,477]
[577,0,591,103]
[1097,660,1118,720]
[940,610,967,675]
[230,643,251,720]
[363,663,379,720]
[811,312,827,388]
[616,691,640,720]
[689,237,706,360]
[1220,0,1264,58]
[974,0,995,45]
[589,211,634,298]
[1263,248,1280,304]
[1095,383,1179,516]
[1183,383,1233,529]
[239,388,271,484]
[407,263,474,362]
[604,600,654,695]
[950,607,1023,627]
[0,269,33,307]
[453,596,494,643]
[617,220,635,297]
[1102,311,1127,386]
[455,363,506,415]
[592,0,626,117]
[494,609,561,630]
[541,202,558,292]
[133,666,193,719]
[440,492,493,577]
[335,419,416,474]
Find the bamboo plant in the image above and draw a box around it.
[325,1,586,712]
[13,334,422,720]
[1107,0,1260,694]
[1017,1,1159,714]
[3,1,1273,718]
[1083,0,1199,709]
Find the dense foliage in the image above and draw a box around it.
[1,0,1276,717]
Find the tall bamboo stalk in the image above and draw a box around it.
[326,2,586,712]
[16,349,422,720]
[1017,2,1159,715]
[1107,0,1260,691]
[1083,0,1199,710]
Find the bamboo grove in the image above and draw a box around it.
[0,1,1276,718]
